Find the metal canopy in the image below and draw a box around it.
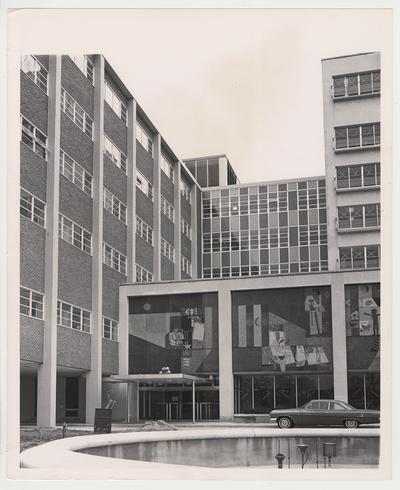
[105,373,210,384]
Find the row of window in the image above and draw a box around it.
[333,71,380,99]
[336,163,380,190]
[105,81,127,122]
[181,256,192,276]
[136,170,153,200]
[136,122,153,155]
[335,123,380,151]
[203,187,326,217]
[21,115,47,160]
[136,264,153,283]
[21,286,120,340]
[203,260,329,279]
[60,149,93,196]
[339,245,380,270]
[103,243,127,275]
[337,204,381,230]
[203,180,326,199]
[104,135,127,173]
[161,237,175,262]
[204,209,327,235]
[203,225,328,253]
[136,216,153,245]
[60,88,93,139]
[161,153,174,182]
[104,188,127,224]
[59,214,92,254]
[20,188,46,228]
[181,218,192,239]
[21,286,119,340]
[161,195,175,222]
[20,55,48,94]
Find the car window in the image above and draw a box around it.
[330,402,347,410]
[319,401,329,410]
[306,401,320,409]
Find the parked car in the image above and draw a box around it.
[269,399,380,428]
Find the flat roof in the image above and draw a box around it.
[105,374,211,384]
[321,52,378,61]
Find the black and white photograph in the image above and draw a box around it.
[1,1,398,485]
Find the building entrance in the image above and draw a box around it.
[139,386,219,421]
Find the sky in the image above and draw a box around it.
[9,7,392,183]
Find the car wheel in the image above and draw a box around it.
[344,418,359,429]
[277,417,293,429]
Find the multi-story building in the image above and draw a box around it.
[19,52,381,426]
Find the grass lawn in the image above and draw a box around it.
[20,428,92,452]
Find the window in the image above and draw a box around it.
[333,71,380,98]
[60,88,93,138]
[337,204,380,230]
[58,214,92,254]
[161,153,174,181]
[103,243,127,275]
[136,170,153,200]
[339,245,380,270]
[20,55,48,93]
[105,81,127,122]
[161,195,174,222]
[136,264,153,283]
[336,163,380,190]
[136,122,153,155]
[334,123,380,150]
[69,55,94,84]
[103,316,119,341]
[57,300,90,333]
[180,179,192,203]
[21,115,47,160]
[181,256,192,276]
[103,188,127,224]
[20,287,44,319]
[104,135,127,173]
[181,218,192,239]
[60,150,93,196]
[161,237,175,262]
[136,217,153,245]
[20,188,46,227]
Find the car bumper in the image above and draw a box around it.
[269,417,277,422]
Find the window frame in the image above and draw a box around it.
[102,316,119,341]
[161,195,175,222]
[136,170,153,200]
[332,70,381,99]
[102,242,127,275]
[136,264,153,283]
[103,187,127,224]
[105,81,127,123]
[136,217,153,245]
[60,88,93,139]
[160,153,174,182]
[20,55,48,94]
[59,149,93,197]
[69,55,94,84]
[180,179,192,203]
[334,123,380,151]
[161,237,175,263]
[136,122,153,155]
[21,115,48,160]
[57,299,91,333]
[20,187,46,228]
[103,135,127,173]
[58,214,92,255]
[20,286,44,319]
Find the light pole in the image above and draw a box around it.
[297,444,309,469]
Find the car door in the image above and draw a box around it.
[327,401,349,426]
[301,401,326,426]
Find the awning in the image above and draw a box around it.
[104,373,211,384]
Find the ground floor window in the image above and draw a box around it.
[65,377,79,417]
[234,374,333,413]
[347,372,380,410]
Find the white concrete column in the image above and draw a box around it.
[152,133,161,281]
[218,288,234,420]
[37,55,61,427]
[126,99,137,282]
[118,292,129,376]
[218,156,228,186]
[86,55,105,424]
[173,163,181,280]
[127,382,139,423]
[331,275,348,401]
[191,184,199,278]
